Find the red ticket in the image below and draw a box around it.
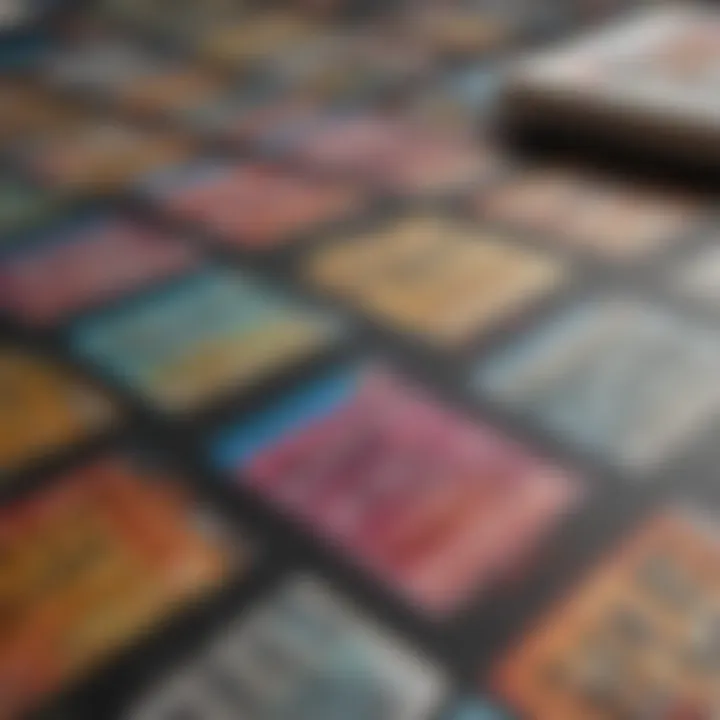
[0,217,196,325]
[213,367,583,615]
[289,115,500,194]
[148,162,362,249]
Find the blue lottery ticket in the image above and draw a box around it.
[128,576,447,720]
[473,297,720,471]
[70,268,341,412]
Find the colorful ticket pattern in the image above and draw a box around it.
[495,508,720,720]
[212,367,582,615]
[0,217,196,325]
[286,115,499,194]
[476,169,699,260]
[144,161,361,249]
[4,4,720,718]
[0,455,234,719]
[129,576,446,720]
[306,215,565,346]
[474,298,720,470]
[0,348,115,475]
[71,269,341,412]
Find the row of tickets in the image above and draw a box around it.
[0,162,710,271]
[6,227,720,475]
[6,6,699,202]
[122,504,720,720]
[0,269,342,475]
[2,343,719,618]
[8,48,716,235]
[94,0,522,69]
[0,83,500,198]
[0,365,525,717]
[0,333,713,582]
[37,0,666,138]
[0,161,710,314]
[0,168,714,311]
[0,138,705,262]
[95,0,654,66]
[5,441,720,719]
[39,30,509,135]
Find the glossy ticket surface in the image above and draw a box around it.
[213,366,582,615]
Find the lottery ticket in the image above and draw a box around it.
[128,575,446,720]
[494,507,720,720]
[0,216,196,325]
[0,348,115,475]
[71,268,341,412]
[285,114,500,194]
[143,161,362,250]
[476,169,700,261]
[212,366,582,615]
[0,455,235,718]
[306,215,565,346]
[473,297,720,470]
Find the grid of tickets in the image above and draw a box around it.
[2,1,720,719]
